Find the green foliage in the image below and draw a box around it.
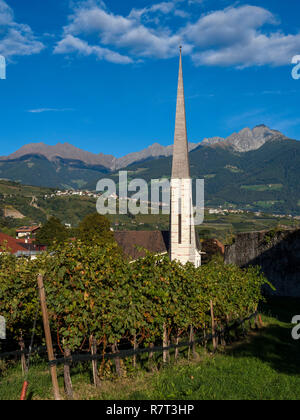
[78,213,114,246]
[0,242,272,354]
[263,226,281,245]
[2,299,300,400]
[0,250,42,342]
[0,177,298,239]
[0,139,300,215]
[0,156,108,190]
[36,217,68,247]
[123,139,300,215]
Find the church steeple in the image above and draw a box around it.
[172,46,190,179]
[169,47,201,268]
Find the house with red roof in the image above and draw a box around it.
[16,225,40,239]
[0,232,45,259]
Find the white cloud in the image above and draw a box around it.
[192,31,300,68]
[55,2,300,68]
[0,0,12,25]
[56,1,193,62]
[174,9,190,19]
[183,6,276,48]
[0,0,44,59]
[129,1,177,20]
[185,5,300,67]
[28,108,74,113]
[54,34,133,64]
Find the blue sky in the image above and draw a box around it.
[0,0,300,157]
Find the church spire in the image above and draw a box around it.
[172,46,190,179]
[169,48,201,268]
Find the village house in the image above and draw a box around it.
[0,232,46,259]
[15,225,40,239]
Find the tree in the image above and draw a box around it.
[78,213,114,246]
[36,216,68,246]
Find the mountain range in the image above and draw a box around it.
[0,125,299,215]
[0,140,200,171]
[0,124,287,171]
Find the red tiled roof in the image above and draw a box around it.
[16,226,40,233]
[16,238,47,251]
[0,232,29,254]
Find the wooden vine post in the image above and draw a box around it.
[37,274,61,401]
[18,334,26,376]
[188,325,196,360]
[90,335,101,387]
[162,323,168,364]
[112,342,122,377]
[174,334,180,360]
[210,300,217,352]
[133,334,138,368]
[63,346,73,400]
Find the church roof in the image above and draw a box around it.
[114,230,201,260]
[114,230,169,260]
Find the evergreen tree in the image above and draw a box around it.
[36,216,68,246]
[78,213,114,246]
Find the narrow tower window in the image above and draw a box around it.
[190,199,192,244]
[178,198,182,244]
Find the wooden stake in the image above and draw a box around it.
[63,347,73,400]
[175,334,180,360]
[112,342,122,377]
[210,300,217,352]
[37,274,61,401]
[148,342,157,372]
[149,342,154,360]
[188,325,195,360]
[133,334,138,368]
[90,336,101,388]
[163,324,168,364]
[203,327,207,350]
[19,335,26,376]
[220,324,226,346]
[191,326,197,358]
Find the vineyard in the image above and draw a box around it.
[0,241,273,399]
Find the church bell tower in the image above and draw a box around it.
[170,47,201,267]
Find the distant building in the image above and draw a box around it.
[114,231,169,260]
[16,225,40,239]
[209,209,225,215]
[0,232,45,259]
[114,230,202,262]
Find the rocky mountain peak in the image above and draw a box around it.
[202,125,287,152]
[0,126,290,171]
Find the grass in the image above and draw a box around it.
[1,297,300,400]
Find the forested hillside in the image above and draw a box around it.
[0,139,299,215]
